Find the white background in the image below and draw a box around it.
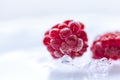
[0,0,120,20]
[0,0,120,80]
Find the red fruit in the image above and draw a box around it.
[77,30,88,41]
[58,24,68,29]
[91,32,120,60]
[50,28,60,38]
[43,36,51,45]
[105,47,118,60]
[59,28,72,39]
[44,30,49,35]
[69,50,84,58]
[78,22,84,29]
[91,42,104,59]
[51,51,64,59]
[43,20,88,59]
[47,45,55,53]
[73,38,84,52]
[50,38,62,50]
[52,24,59,29]
[80,42,88,53]
[64,20,73,25]
[60,42,71,55]
[65,35,77,47]
[69,21,80,34]
[47,46,64,59]
[115,39,120,47]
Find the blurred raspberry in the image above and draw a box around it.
[91,32,120,60]
[43,20,88,59]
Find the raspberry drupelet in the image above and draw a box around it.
[91,32,120,60]
[43,20,88,59]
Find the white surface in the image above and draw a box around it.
[0,15,120,80]
[0,0,120,20]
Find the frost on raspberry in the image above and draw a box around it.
[43,20,88,59]
[91,32,120,60]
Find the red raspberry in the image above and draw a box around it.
[50,28,60,38]
[43,20,88,59]
[58,24,68,29]
[50,38,62,50]
[64,20,73,25]
[52,24,59,29]
[68,21,80,34]
[59,28,72,39]
[44,30,49,35]
[77,30,88,41]
[43,36,51,46]
[91,32,120,60]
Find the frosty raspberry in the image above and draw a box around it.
[43,20,88,59]
[91,32,120,60]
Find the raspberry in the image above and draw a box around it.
[68,21,80,34]
[58,24,68,29]
[59,28,72,39]
[78,22,84,29]
[44,30,49,35]
[52,24,59,29]
[50,28,60,38]
[47,45,55,53]
[43,36,51,46]
[50,38,62,50]
[65,35,77,47]
[43,20,88,59]
[91,32,120,60]
[77,30,88,41]
[64,20,73,25]
[60,42,70,55]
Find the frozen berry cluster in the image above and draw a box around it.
[91,32,120,60]
[43,20,88,59]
